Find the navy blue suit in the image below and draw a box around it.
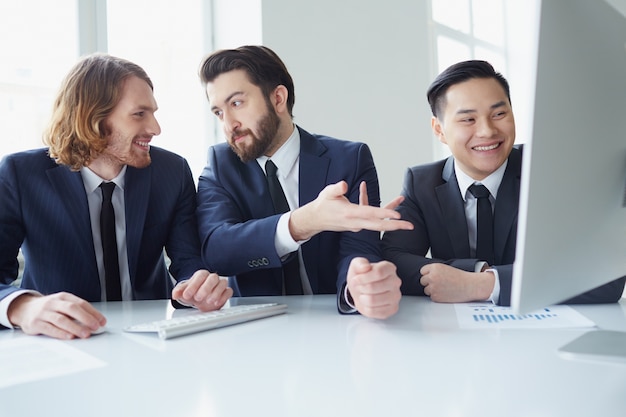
[197,127,382,301]
[382,146,625,305]
[0,147,204,305]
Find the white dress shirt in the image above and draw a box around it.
[81,166,133,301]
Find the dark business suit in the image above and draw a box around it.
[0,147,204,306]
[197,126,382,303]
[382,146,625,305]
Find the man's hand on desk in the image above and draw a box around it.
[172,269,233,312]
[419,263,495,303]
[7,292,107,340]
[346,257,401,320]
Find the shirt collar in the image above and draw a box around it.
[80,165,127,194]
[455,158,508,201]
[257,124,300,179]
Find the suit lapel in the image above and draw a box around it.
[493,148,522,261]
[298,128,329,206]
[124,165,151,285]
[435,157,471,257]
[46,165,95,259]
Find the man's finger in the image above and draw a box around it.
[359,181,369,206]
[319,181,348,199]
[382,195,405,210]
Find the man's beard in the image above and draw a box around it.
[103,133,152,169]
[229,104,280,163]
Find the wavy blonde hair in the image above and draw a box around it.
[44,53,153,170]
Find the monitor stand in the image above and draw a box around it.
[558,330,626,364]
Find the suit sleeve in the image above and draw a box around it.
[162,157,205,282]
[382,167,481,296]
[0,155,25,304]
[337,144,382,314]
[382,168,437,296]
[197,148,284,276]
[334,144,383,298]
[561,278,626,304]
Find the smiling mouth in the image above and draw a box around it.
[134,140,151,150]
[473,142,500,151]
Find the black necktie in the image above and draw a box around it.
[265,160,303,295]
[100,182,122,301]
[469,183,495,265]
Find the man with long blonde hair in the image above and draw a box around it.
[0,54,232,340]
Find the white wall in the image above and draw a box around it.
[219,0,543,203]
[261,0,435,204]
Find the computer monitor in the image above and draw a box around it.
[511,0,626,314]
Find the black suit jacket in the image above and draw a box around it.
[197,127,382,301]
[382,146,624,305]
[0,147,205,304]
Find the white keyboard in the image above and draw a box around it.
[123,303,287,340]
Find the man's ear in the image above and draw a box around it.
[271,85,289,115]
[431,116,447,145]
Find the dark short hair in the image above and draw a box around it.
[427,60,511,118]
[199,45,295,117]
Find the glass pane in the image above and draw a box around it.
[0,0,78,158]
[474,47,506,76]
[472,0,505,45]
[107,0,210,180]
[432,0,471,33]
[437,36,472,73]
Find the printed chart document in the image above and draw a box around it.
[0,337,106,389]
[455,303,596,329]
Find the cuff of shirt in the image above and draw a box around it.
[0,289,41,329]
[337,283,358,314]
[485,268,501,304]
[275,212,302,258]
[474,261,500,304]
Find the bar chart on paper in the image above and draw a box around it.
[454,303,597,329]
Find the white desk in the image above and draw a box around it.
[1,295,625,417]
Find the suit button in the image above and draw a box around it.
[248,258,270,268]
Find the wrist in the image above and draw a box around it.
[7,293,37,327]
[476,270,496,301]
[289,205,316,241]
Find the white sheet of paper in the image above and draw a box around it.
[455,303,596,329]
[0,337,106,389]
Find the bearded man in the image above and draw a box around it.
[196,46,413,319]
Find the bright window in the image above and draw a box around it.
[430,0,507,75]
[106,0,212,180]
[0,0,262,181]
[0,0,78,157]
[429,0,538,159]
